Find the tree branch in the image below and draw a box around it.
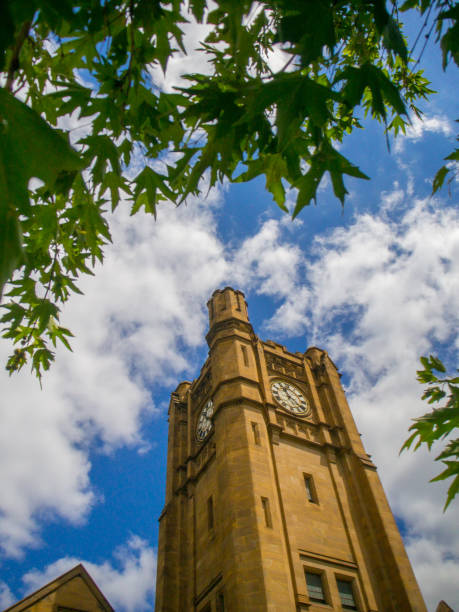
[6,21,31,92]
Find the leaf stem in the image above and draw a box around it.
[6,21,31,92]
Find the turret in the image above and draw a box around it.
[207,287,249,330]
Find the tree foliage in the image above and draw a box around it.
[401,356,459,510]
[0,0,457,377]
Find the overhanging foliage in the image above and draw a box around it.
[0,0,456,380]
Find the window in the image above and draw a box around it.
[241,344,249,366]
[207,496,214,530]
[337,579,357,610]
[251,422,261,445]
[305,571,326,603]
[304,474,318,503]
[261,496,272,527]
[216,590,225,612]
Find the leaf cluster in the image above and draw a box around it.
[401,355,459,510]
[0,0,456,376]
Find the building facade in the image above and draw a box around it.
[155,287,427,612]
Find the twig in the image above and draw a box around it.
[6,21,31,92]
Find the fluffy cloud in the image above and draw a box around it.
[406,537,459,610]
[0,581,15,609]
[0,368,95,557]
[21,536,156,612]
[147,17,215,93]
[233,218,303,299]
[394,113,455,153]
[0,189,227,558]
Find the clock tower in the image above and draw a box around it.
[155,287,426,611]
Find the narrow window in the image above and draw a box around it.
[251,422,261,445]
[337,579,358,610]
[305,571,326,603]
[207,496,214,530]
[304,474,317,503]
[261,497,272,528]
[241,344,249,367]
[216,590,225,612]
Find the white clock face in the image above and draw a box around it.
[271,381,310,415]
[196,399,214,441]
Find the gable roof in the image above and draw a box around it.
[3,563,114,612]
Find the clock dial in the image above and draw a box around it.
[196,399,214,441]
[271,381,310,415]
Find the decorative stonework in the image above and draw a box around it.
[193,441,216,477]
[174,401,187,416]
[206,318,252,345]
[275,413,320,444]
[265,352,304,379]
[192,369,212,406]
[305,348,328,384]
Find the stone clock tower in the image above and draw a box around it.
[155,288,426,612]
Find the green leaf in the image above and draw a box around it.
[277,2,335,67]
[190,0,206,22]
[101,172,131,211]
[81,134,121,184]
[405,354,459,509]
[0,194,24,301]
[430,355,446,373]
[264,155,289,210]
[382,16,408,62]
[432,165,449,194]
[337,63,407,119]
[0,89,83,298]
[31,347,54,378]
[32,299,59,335]
[431,462,459,511]
[132,166,175,216]
[0,2,17,69]
[445,148,459,162]
[293,160,326,217]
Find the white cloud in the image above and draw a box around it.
[0,369,95,557]
[0,581,15,609]
[148,17,215,93]
[233,219,302,298]
[406,537,459,610]
[0,188,228,557]
[21,535,156,612]
[394,114,454,153]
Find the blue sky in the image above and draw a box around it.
[1,11,459,612]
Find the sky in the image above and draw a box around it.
[1,9,459,612]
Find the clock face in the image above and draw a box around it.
[196,399,214,441]
[271,381,310,415]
